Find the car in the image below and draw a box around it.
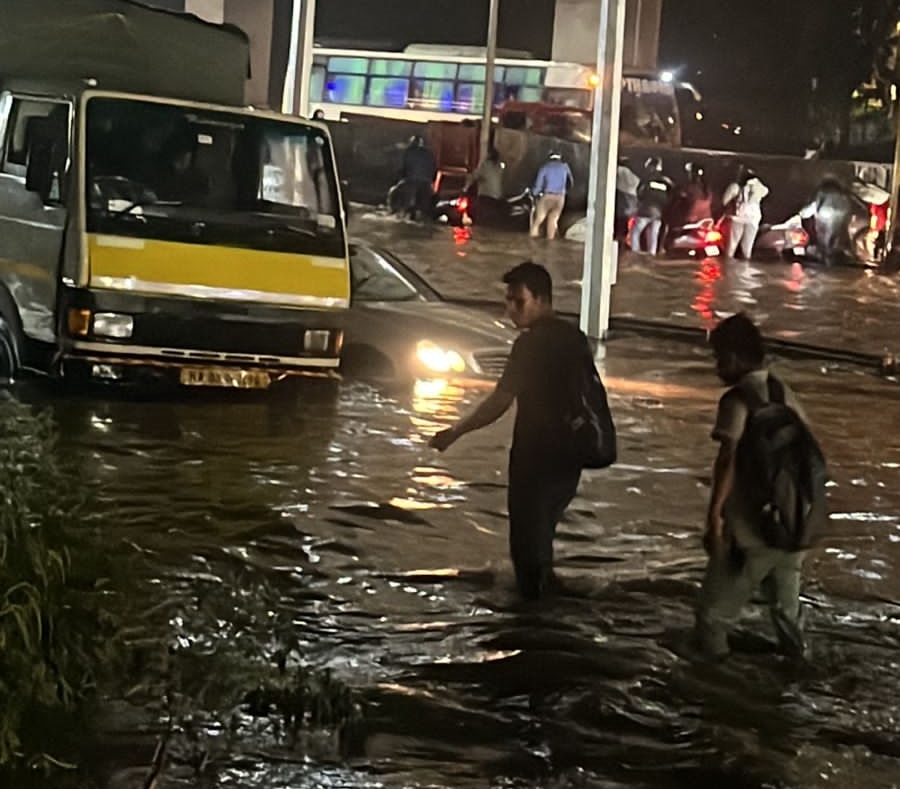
[341,243,515,384]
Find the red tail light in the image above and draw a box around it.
[870,202,887,231]
[787,229,809,246]
[704,228,723,244]
[457,196,469,216]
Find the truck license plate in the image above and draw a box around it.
[179,367,271,389]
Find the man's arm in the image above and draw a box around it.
[565,164,574,190]
[532,167,546,194]
[429,385,515,451]
[705,439,735,550]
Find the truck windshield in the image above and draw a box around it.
[85,97,345,258]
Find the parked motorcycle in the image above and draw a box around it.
[435,189,535,231]
[664,217,723,258]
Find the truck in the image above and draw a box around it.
[0,0,349,390]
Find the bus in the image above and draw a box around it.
[308,45,682,145]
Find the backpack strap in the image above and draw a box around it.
[766,375,786,405]
[736,373,784,412]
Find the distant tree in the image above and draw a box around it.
[807,0,900,151]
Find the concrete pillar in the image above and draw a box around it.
[552,0,661,71]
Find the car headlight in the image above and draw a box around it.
[416,340,466,374]
[93,312,134,339]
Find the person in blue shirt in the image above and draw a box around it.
[530,151,573,240]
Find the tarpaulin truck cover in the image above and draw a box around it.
[0,0,250,105]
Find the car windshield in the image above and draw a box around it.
[350,246,428,302]
[84,97,344,257]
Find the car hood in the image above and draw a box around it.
[347,299,516,347]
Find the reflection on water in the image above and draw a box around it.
[350,212,900,358]
[24,328,898,789]
[15,216,900,787]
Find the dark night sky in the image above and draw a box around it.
[314,0,864,152]
[315,0,556,56]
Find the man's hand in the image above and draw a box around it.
[429,427,459,452]
[702,529,726,556]
[703,511,725,556]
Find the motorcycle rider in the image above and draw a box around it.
[803,176,857,266]
[722,165,769,259]
[673,162,713,226]
[399,135,437,221]
[630,156,674,255]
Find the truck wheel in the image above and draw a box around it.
[0,317,20,384]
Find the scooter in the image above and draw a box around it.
[664,217,723,258]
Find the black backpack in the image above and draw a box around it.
[734,376,828,551]
[568,342,617,470]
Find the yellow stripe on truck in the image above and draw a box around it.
[87,234,349,309]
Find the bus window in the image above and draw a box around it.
[369,77,410,108]
[413,62,458,80]
[456,83,485,113]
[326,75,366,105]
[371,59,412,77]
[458,64,505,82]
[411,80,455,111]
[505,66,543,88]
[310,65,326,102]
[327,56,368,74]
[516,86,543,103]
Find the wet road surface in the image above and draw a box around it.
[20,217,900,787]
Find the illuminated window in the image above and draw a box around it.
[456,83,484,112]
[458,64,505,82]
[369,77,410,108]
[519,86,542,102]
[327,56,369,74]
[310,65,326,102]
[411,79,455,111]
[370,59,412,77]
[326,75,365,105]
[504,66,543,87]
[413,61,458,80]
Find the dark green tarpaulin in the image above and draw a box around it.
[0,0,250,105]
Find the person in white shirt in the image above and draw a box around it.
[722,166,769,259]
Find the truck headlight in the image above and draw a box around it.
[93,312,134,339]
[416,340,466,374]
[304,329,332,353]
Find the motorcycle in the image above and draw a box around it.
[434,189,535,231]
[663,217,723,258]
[755,180,888,265]
[386,178,436,221]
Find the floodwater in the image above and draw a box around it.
[22,216,900,787]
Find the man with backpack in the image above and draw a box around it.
[696,313,827,659]
[429,262,615,600]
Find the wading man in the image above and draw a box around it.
[429,262,600,599]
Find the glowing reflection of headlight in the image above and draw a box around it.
[415,340,466,374]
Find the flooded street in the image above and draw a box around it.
[19,217,900,788]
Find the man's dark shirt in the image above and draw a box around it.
[402,146,437,183]
[637,175,674,219]
[498,315,588,473]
